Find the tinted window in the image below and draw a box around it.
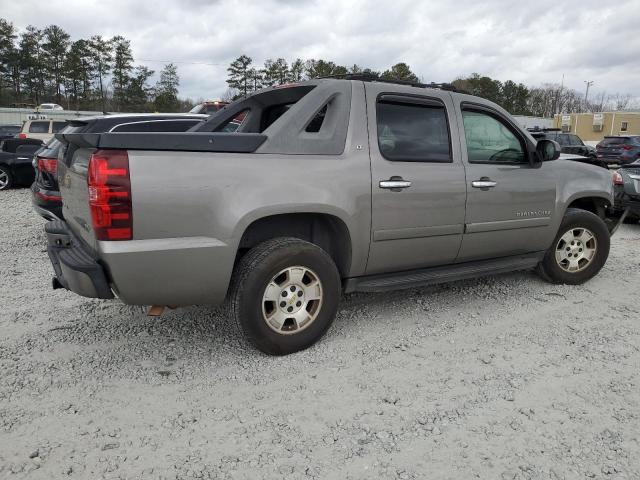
[601,137,629,146]
[570,135,583,146]
[0,125,20,134]
[29,121,50,133]
[376,100,451,162]
[52,122,66,133]
[261,104,293,132]
[462,110,525,163]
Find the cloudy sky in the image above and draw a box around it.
[4,0,639,101]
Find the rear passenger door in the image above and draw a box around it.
[365,84,467,275]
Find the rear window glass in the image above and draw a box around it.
[602,137,630,146]
[0,125,20,134]
[52,122,66,133]
[29,121,50,133]
[377,100,451,162]
[112,120,201,132]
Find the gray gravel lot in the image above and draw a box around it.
[1,188,640,479]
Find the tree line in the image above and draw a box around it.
[0,18,183,112]
[227,56,637,116]
[0,16,636,116]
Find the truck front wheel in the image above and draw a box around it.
[537,208,610,285]
[228,237,341,355]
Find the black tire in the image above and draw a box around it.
[0,165,12,191]
[537,208,610,285]
[228,237,341,355]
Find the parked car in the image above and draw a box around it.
[528,128,599,159]
[18,119,67,142]
[612,161,640,222]
[31,113,207,220]
[0,124,22,141]
[38,103,64,111]
[0,138,44,190]
[596,136,640,165]
[189,100,229,115]
[46,77,617,355]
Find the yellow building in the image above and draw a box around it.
[552,112,640,144]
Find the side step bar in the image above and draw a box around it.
[344,252,545,293]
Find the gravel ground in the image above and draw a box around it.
[1,188,640,480]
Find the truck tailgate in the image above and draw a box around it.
[57,141,99,253]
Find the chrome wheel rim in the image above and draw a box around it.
[261,266,323,335]
[0,169,8,189]
[555,227,597,273]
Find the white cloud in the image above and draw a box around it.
[4,0,639,101]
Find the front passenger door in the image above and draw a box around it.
[457,105,557,262]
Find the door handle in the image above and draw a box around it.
[471,178,497,189]
[379,177,411,190]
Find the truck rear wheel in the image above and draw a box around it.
[536,208,610,285]
[228,237,341,355]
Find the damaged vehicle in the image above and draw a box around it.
[45,76,619,355]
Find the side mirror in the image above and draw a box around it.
[535,139,560,162]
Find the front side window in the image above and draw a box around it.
[462,110,526,163]
[52,121,66,133]
[570,135,584,146]
[376,100,451,162]
[29,121,50,133]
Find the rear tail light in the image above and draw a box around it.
[37,156,57,176]
[622,145,633,151]
[87,149,132,241]
[18,133,27,139]
[613,172,624,185]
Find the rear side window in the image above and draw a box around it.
[376,99,451,162]
[52,122,66,133]
[29,121,50,133]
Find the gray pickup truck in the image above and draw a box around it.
[47,77,617,355]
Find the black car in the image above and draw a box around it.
[0,138,44,190]
[596,136,640,166]
[528,128,598,158]
[0,124,22,141]
[31,113,207,220]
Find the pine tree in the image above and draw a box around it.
[42,25,70,103]
[154,63,179,112]
[289,58,305,82]
[88,35,113,111]
[248,67,263,91]
[19,25,45,104]
[127,65,154,112]
[0,18,19,103]
[226,54,252,96]
[111,35,133,111]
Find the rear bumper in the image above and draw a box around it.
[46,220,114,299]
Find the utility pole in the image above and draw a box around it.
[584,80,594,110]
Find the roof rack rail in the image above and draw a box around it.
[318,73,461,92]
[526,127,561,132]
